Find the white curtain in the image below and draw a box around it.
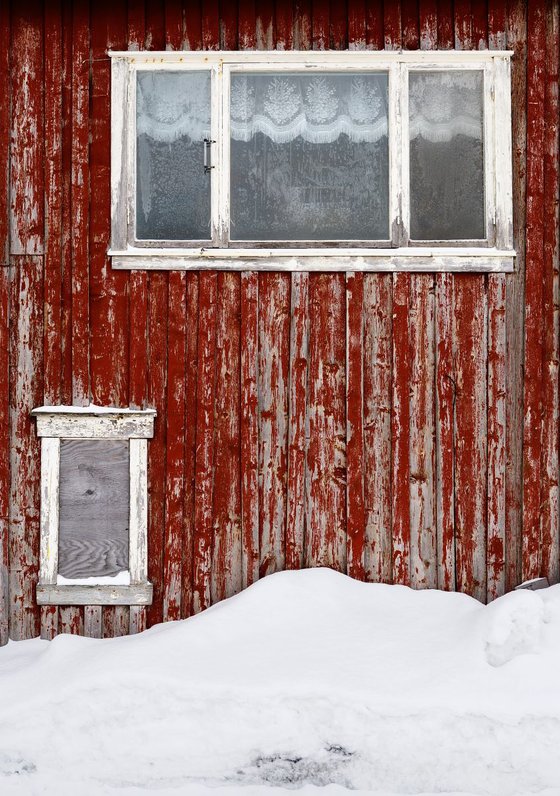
[409,71,483,142]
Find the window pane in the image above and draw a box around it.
[230,73,389,241]
[58,440,129,579]
[136,71,211,241]
[409,71,485,240]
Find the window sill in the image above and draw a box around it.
[36,582,153,606]
[109,247,515,273]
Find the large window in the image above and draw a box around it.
[110,50,514,272]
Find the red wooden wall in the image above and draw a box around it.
[0,0,558,643]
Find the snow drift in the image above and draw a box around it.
[1,568,560,795]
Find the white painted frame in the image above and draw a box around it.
[109,49,514,272]
[32,406,156,606]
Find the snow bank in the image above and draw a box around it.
[1,568,560,795]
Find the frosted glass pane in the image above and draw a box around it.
[136,71,211,241]
[230,73,389,241]
[409,71,485,240]
[58,440,129,579]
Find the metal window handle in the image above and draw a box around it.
[204,138,215,173]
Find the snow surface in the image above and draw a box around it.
[1,568,560,796]
[56,570,131,586]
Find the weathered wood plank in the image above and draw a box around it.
[312,0,329,49]
[10,4,44,256]
[90,0,129,418]
[163,271,187,621]
[366,0,384,50]
[453,275,488,601]
[409,275,437,589]
[43,0,63,410]
[58,607,83,635]
[165,0,183,49]
[487,274,507,600]
[363,275,392,583]
[505,0,527,591]
[435,273,455,590]
[256,0,274,49]
[306,274,347,571]
[346,273,366,581]
[193,272,217,613]
[0,2,10,263]
[9,258,43,640]
[0,267,9,644]
[275,0,294,49]
[347,0,366,49]
[127,0,146,49]
[522,0,546,583]
[285,272,309,571]
[212,273,242,601]
[221,0,239,49]
[486,4,508,602]
[202,0,220,49]
[391,274,411,585]
[258,274,290,577]
[146,272,168,626]
[293,0,312,49]
[240,273,260,586]
[182,272,199,616]
[84,606,103,639]
[38,584,153,607]
[71,2,90,406]
[60,0,73,408]
[539,0,560,586]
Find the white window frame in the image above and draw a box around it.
[109,49,514,273]
[32,406,156,606]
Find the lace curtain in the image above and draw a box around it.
[409,71,485,239]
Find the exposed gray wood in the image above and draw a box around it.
[33,412,155,439]
[84,606,102,638]
[58,439,129,579]
[36,583,153,606]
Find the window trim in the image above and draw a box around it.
[109,49,514,273]
[32,406,156,607]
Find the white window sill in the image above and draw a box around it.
[109,247,515,273]
[36,582,153,606]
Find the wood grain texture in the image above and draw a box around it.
[286,272,309,571]
[58,440,129,579]
[0,1,9,264]
[258,274,290,577]
[306,274,347,571]
[505,0,527,591]
[163,271,187,620]
[0,268,9,643]
[346,272,366,581]
[9,259,43,640]
[240,272,260,586]
[522,0,546,582]
[538,0,559,587]
[10,4,44,256]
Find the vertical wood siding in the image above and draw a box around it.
[1,0,559,643]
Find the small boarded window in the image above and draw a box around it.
[58,440,130,581]
[32,407,156,607]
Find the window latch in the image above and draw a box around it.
[203,138,216,173]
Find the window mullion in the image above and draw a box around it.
[211,64,223,247]
[391,61,409,248]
